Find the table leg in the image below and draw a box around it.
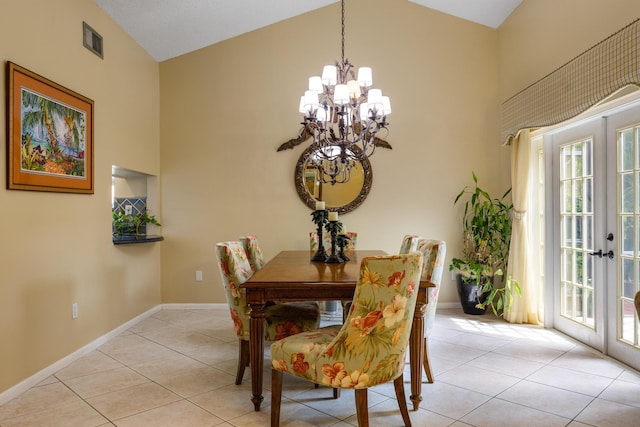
[248,302,265,411]
[409,301,426,411]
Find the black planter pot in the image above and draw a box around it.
[456,274,490,315]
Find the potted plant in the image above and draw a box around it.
[449,172,520,316]
[112,210,161,237]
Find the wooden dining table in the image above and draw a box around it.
[241,250,432,412]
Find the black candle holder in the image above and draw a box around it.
[310,209,328,262]
[325,220,343,263]
[337,234,350,262]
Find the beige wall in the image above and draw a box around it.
[499,0,640,101]
[159,0,503,306]
[0,0,160,394]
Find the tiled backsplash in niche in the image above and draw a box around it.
[113,197,147,216]
[113,197,147,234]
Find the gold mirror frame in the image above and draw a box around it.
[294,145,372,214]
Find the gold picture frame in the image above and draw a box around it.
[7,62,94,193]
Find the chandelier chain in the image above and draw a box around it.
[341,0,345,65]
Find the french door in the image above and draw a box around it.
[606,104,640,368]
[549,118,607,351]
[546,98,640,370]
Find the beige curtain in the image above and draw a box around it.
[505,130,541,324]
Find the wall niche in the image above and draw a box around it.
[111,165,162,244]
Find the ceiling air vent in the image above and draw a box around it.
[83,22,103,59]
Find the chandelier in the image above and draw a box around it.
[298,0,391,185]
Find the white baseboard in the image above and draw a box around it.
[161,303,225,310]
[437,302,460,309]
[0,305,162,406]
[0,303,235,405]
[0,303,232,405]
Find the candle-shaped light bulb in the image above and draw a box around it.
[347,80,361,99]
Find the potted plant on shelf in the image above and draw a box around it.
[449,172,520,316]
[112,210,161,238]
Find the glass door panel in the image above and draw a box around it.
[559,140,595,327]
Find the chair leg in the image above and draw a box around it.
[355,389,369,427]
[423,338,434,383]
[235,339,250,385]
[271,369,283,427]
[394,375,412,427]
[314,383,339,398]
[341,301,351,322]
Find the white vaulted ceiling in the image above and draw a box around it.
[94,0,522,62]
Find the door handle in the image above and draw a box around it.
[589,249,614,259]
[589,249,603,258]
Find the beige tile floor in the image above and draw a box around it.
[1,306,640,426]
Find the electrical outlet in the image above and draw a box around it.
[72,303,78,319]
[451,270,456,281]
[124,205,133,215]
[195,270,203,281]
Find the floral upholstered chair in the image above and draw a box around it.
[310,230,358,254]
[239,235,265,272]
[415,238,446,383]
[270,253,423,427]
[215,241,321,385]
[399,234,420,254]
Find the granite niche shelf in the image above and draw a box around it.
[112,235,164,245]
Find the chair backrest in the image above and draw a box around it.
[415,238,447,337]
[215,241,253,339]
[635,291,640,318]
[315,253,423,388]
[310,231,358,253]
[399,234,421,254]
[239,235,265,272]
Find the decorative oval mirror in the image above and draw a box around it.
[295,145,372,214]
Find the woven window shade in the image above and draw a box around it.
[501,19,640,144]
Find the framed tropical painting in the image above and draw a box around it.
[7,62,94,193]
